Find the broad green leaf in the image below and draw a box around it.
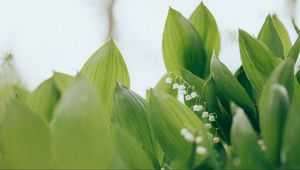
[258,15,284,58]
[112,83,160,166]
[283,84,300,169]
[50,76,114,168]
[272,15,292,57]
[27,78,59,122]
[114,129,156,169]
[162,8,207,78]
[211,56,257,130]
[2,97,53,168]
[154,74,177,97]
[149,89,211,167]
[287,35,300,63]
[80,39,130,113]
[234,66,258,102]
[239,29,281,93]
[189,2,221,76]
[259,84,289,165]
[231,106,270,169]
[53,71,73,93]
[296,69,300,84]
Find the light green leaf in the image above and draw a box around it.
[114,129,156,169]
[283,84,300,169]
[162,8,207,78]
[149,89,211,167]
[154,74,177,97]
[2,97,53,168]
[27,78,59,122]
[50,76,114,168]
[292,18,300,34]
[239,29,282,93]
[258,15,284,58]
[112,83,160,166]
[231,106,270,169]
[287,35,300,63]
[53,71,73,93]
[211,56,257,130]
[180,68,206,96]
[272,15,292,57]
[189,2,221,76]
[80,39,130,113]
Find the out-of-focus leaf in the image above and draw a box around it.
[2,98,53,168]
[283,84,300,169]
[296,69,300,84]
[50,76,114,169]
[149,89,212,167]
[211,56,257,130]
[258,15,284,58]
[80,39,130,113]
[239,29,281,93]
[27,78,59,122]
[231,106,270,169]
[272,15,292,57]
[162,8,207,78]
[13,85,29,100]
[112,83,160,166]
[234,66,257,102]
[114,128,156,169]
[189,2,220,76]
[154,74,177,97]
[259,84,289,165]
[259,60,294,164]
[53,72,73,93]
[287,35,300,63]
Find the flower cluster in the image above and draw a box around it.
[165,72,221,144]
[180,128,207,156]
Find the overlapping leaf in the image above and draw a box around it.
[238,29,281,93]
[53,72,73,93]
[154,74,177,97]
[162,8,206,78]
[50,76,114,168]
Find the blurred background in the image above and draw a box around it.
[0,0,299,96]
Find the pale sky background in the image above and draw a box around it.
[0,0,299,96]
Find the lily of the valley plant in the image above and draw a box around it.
[1,2,300,169]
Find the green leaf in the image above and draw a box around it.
[283,84,300,169]
[27,78,60,122]
[292,18,300,34]
[154,74,177,97]
[287,35,300,63]
[231,106,270,169]
[112,83,160,166]
[296,69,300,84]
[211,56,257,130]
[80,39,130,113]
[114,129,156,169]
[162,8,207,78]
[272,15,292,57]
[149,89,212,166]
[50,76,114,168]
[189,2,221,76]
[258,15,284,58]
[2,97,53,168]
[238,29,282,93]
[53,71,73,93]
[234,66,258,102]
[259,84,289,165]
[180,68,206,96]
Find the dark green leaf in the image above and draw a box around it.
[238,29,281,93]
[162,8,207,78]
[50,76,114,168]
[80,39,130,113]
[296,69,300,84]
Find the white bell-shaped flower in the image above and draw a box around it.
[180,128,188,136]
[196,146,207,155]
[213,137,220,143]
[202,111,209,118]
[185,95,192,101]
[172,83,179,89]
[184,132,194,142]
[204,123,212,129]
[178,84,186,90]
[191,92,198,98]
[209,115,215,122]
[195,136,203,144]
[193,105,203,112]
[165,77,172,84]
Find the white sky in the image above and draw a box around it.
[0,0,299,96]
